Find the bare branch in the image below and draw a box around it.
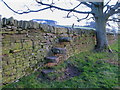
[36,0,92,14]
[104,5,111,14]
[103,0,111,13]
[67,3,82,18]
[81,2,91,8]
[72,14,80,20]
[105,2,120,18]
[86,17,95,21]
[70,13,90,22]
[112,9,120,14]
[2,0,92,15]
[108,18,120,22]
[104,0,111,8]
[50,7,54,12]
[89,2,99,6]
[1,0,51,14]
[24,5,30,11]
[77,13,90,22]
[51,0,55,4]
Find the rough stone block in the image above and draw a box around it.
[58,37,72,42]
[7,17,14,26]
[14,19,18,27]
[18,20,23,28]
[22,21,28,30]
[51,47,66,54]
[55,27,68,34]
[41,69,54,74]
[40,24,51,32]
[45,56,59,63]
[33,21,39,29]
[6,25,12,29]
[2,18,7,26]
[44,63,57,67]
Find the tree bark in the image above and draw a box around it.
[95,17,110,51]
[93,3,112,52]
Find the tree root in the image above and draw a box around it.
[107,45,113,53]
[94,45,113,53]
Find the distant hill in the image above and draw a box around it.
[32,19,57,26]
[57,25,95,30]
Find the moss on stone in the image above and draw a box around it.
[2,27,97,85]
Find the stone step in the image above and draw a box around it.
[58,37,72,42]
[54,42,68,48]
[41,69,54,74]
[44,63,57,67]
[44,56,59,63]
[51,47,66,54]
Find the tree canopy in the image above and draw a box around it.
[1,0,120,21]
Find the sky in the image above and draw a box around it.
[0,0,88,25]
[0,0,119,27]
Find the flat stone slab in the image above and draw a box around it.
[45,56,59,63]
[51,47,66,54]
[41,69,54,74]
[58,37,72,42]
[44,63,57,67]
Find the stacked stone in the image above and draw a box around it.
[0,15,2,87]
[1,16,83,35]
[1,16,96,85]
[1,17,42,31]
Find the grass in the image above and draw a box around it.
[2,40,119,88]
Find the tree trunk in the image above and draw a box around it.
[95,17,110,52]
[93,3,112,52]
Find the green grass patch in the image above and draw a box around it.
[2,40,119,88]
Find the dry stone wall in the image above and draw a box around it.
[0,15,2,87]
[0,17,96,85]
